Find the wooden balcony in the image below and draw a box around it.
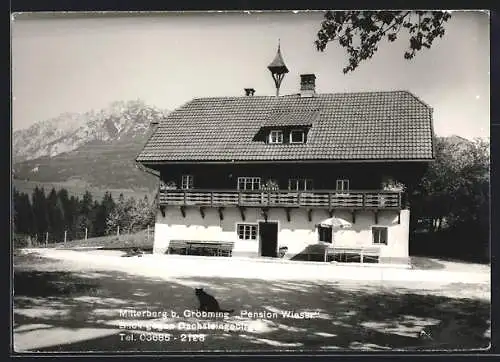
[158,189,402,210]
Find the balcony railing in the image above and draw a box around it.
[158,189,402,209]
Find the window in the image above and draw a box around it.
[237,177,261,191]
[269,130,283,144]
[372,226,388,245]
[290,130,305,144]
[181,175,193,189]
[336,179,349,193]
[318,226,333,243]
[237,224,258,240]
[288,178,313,191]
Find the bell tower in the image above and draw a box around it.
[267,41,289,97]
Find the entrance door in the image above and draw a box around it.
[259,221,278,257]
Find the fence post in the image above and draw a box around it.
[85,227,88,241]
[45,232,48,247]
[147,225,150,241]
[64,230,67,245]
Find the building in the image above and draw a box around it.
[136,46,434,265]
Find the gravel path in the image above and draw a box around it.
[22,248,490,286]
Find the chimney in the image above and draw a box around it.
[244,88,255,96]
[300,74,316,97]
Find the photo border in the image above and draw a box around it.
[8,1,499,360]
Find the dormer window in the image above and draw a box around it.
[269,130,283,144]
[290,129,305,144]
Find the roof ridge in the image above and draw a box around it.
[191,89,421,101]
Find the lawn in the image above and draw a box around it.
[12,250,490,353]
[21,229,154,251]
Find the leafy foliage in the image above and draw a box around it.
[410,137,490,260]
[315,11,452,73]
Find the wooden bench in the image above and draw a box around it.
[167,240,234,257]
[167,240,189,254]
[217,242,234,257]
[327,246,381,263]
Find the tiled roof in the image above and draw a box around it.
[262,109,319,127]
[136,91,434,163]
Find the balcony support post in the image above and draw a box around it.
[307,209,313,222]
[328,209,334,218]
[218,207,225,221]
[285,208,291,222]
[397,211,401,224]
[374,210,379,224]
[160,206,166,218]
[180,206,186,218]
[239,206,246,221]
[351,209,356,224]
[199,207,205,219]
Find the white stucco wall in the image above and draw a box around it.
[153,206,410,262]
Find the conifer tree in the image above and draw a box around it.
[31,187,49,242]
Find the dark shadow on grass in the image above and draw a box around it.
[290,245,327,262]
[409,257,446,270]
[13,263,490,353]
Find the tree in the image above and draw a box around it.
[315,11,452,73]
[56,188,70,233]
[410,136,490,260]
[74,191,94,239]
[66,195,80,240]
[105,193,154,235]
[142,194,156,227]
[93,192,115,237]
[128,195,155,232]
[31,187,49,242]
[106,193,128,235]
[13,188,20,233]
[47,188,64,242]
[88,200,101,237]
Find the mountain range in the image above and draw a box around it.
[13,100,168,198]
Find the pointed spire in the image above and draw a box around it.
[267,40,289,74]
[268,41,289,96]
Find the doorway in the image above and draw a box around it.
[259,221,278,257]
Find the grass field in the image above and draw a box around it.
[21,229,155,251]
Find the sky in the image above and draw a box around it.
[11,11,490,139]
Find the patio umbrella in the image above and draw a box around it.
[317,217,352,229]
[317,217,353,262]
